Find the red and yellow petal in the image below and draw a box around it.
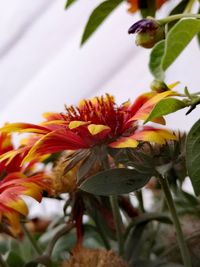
[0,123,49,134]
[131,128,176,144]
[87,124,111,136]
[109,137,138,148]
[129,91,176,123]
[69,121,90,129]
[22,129,88,163]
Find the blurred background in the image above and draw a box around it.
[0,0,199,215]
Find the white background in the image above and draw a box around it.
[0,0,199,215]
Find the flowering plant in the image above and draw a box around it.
[1,1,200,267]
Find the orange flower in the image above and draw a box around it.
[127,0,168,13]
[0,172,50,235]
[0,92,176,164]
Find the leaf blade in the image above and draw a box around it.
[81,0,122,45]
[162,19,200,71]
[186,119,200,195]
[149,40,165,79]
[80,168,152,195]
[145,98,186,123]
[65,0,77,9]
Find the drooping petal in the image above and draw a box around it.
[0,123,50,134]
[109,136,138,148]
[131,127,176,144]
[22,129,88,163]
[129,91,176,123]
[43,112,65,121]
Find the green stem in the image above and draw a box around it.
[0,254,9,267]
[21,223,42,255]
[110,195,124,256]
[184,0,195,13]
[95,220,111,250]
[158,13,200,25]
[101,151,124,255]
[45,223,74,257]
[158,175,192,267]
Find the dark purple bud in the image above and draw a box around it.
[128,19,165,49]
[128,19,159,34]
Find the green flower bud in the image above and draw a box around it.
[128,19,165,49]
[150,79,169,93]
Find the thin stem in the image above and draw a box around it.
[158,13,200,25]
[45,223,74,257]
[110,195,124,256]
[95,220,111,250]
[0,254,9,267]
[21,223,42,255]
[183,0,195,13]
[158,175,192,267]
[101,153,124,255]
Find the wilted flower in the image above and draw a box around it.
[62,248,128,267]
[128,18,165,48]
[51,152,78,194]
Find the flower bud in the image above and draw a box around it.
[128,19,165,48]
[150,79,169,93]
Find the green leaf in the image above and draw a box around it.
[197,7,200,47]
[169,0,189,15]
[125,223,147,261]
[145,98,186,123]
[81,0,122,45]
[80,168,152,195]
[167,0,190,30]
[65,0,77,9]
[149,40,165,79]
[6,251,25,267]
[130,212,172,225]
[162,19,200,71]
[186,119,200,195]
